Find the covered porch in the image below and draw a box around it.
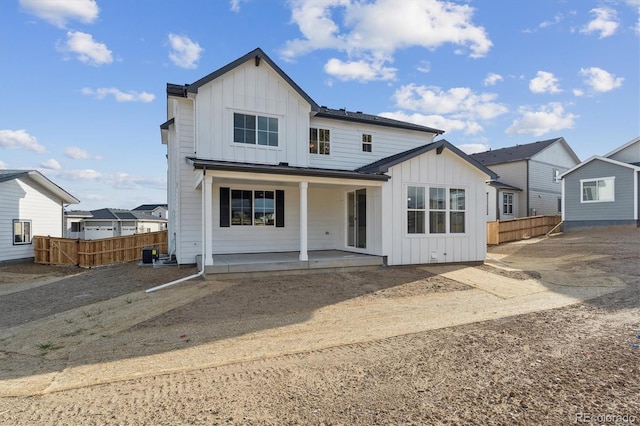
[197,250,385,278]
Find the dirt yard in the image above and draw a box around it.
[0,227,638,425]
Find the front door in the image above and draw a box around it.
[347,189,366,249]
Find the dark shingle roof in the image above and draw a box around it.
[186,158,389,181]
[133,204,167,211]
[0,169,79,203]
[314,107,444,134]
[86,208,166,221]
[0,170,30,183]
[470,138,561,166]
[166,47,443,136]
[356,139,497,179]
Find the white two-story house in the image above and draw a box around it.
[161,48,496,273]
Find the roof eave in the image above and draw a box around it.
[187,158,389,182]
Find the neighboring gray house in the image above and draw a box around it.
[65,208,168,239]
[560,136,640,230]
[471,137,580,221]
[1,170,79,263]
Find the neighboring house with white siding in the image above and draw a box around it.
[560,136,640,230]
[161,48,496,271]
[64,208,168,239]
[471,137,580,221]
[0,170,79,263]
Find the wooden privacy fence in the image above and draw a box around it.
[34,231,168,268]
[487,215,562,245]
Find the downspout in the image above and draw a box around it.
[526,161,530,217]
[146,167,207,293]
[146,98,205,293]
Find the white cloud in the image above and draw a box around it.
[457,143,490,154]
[0,160,6,169]
[229,0,246,12]
[62,31,113,66]
[579,67,624,92]
[20,0,98,28]
[111,173,166,190]
[416,60,431,73]
[168,33,203,69]
[324,57,397,81]
[573,88,585,97]
[392,84,508,121]
[529,71,561,94]
[64,146,102,160]
[281,0,491,81]
[484,73,503,86]
[52,169,103,181]
[82,87,155,103]
[539,13,564,29]
[580,7,619,38]
[0,129,46,153]
[506,102,577,136]
[380,111,483,135]
[41,158,61,170]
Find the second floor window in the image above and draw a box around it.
[233,113,278,147]
[362,134,372,152]
[310,128,330,155]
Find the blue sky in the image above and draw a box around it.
[1,0,638,211]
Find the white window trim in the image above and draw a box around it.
[404,184,468,236]
[13,219,32,245]
[309,127,331,156]
[502,192,514,216]
[231,110,281,149]
[580,176,615,203]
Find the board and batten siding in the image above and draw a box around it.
[194,61,312,167]
[564,159,636,222]
[308,117,436,171]
[383,148,489,266]
[207,182,382,255]
[0,178,64,262]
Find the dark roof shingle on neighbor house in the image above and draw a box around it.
[470,138,561,166]
[132,204,168,211]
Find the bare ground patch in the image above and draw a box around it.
[0,227,638,425]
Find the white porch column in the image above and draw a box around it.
[203,174,214,266]
[299,181,308,261]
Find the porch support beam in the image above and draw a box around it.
[299,181,308,261]
[203,174,214,265]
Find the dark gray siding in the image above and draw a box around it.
[564,159,635,221]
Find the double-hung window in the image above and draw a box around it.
[407,186,425,234]
[449,189,465,233]
[503,193,514,215]
[581,177,614,202]
[309,128,330,155]
[407,187,465,234]
[13,219,32,245]
[429,188,446,234]
[233,113,278,147]
[362,134,372,152]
